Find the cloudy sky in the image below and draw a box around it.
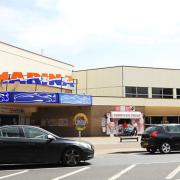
[1,0,180,70]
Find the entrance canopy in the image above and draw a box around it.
[110,111,142,119]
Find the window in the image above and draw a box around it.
[163,88,173,98]
[145,116,151,125]
[177,89,180,99]
[137,87,148,97]
[167,116,178,124]
[151,116,162,124]
[125,87,136,97]
[125,86,148,98]
[165,125,180,133]
[152,88,162,98]
[1,127,21,138]
[23,127,48,139]
[152,88,173,99]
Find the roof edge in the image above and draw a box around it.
[0,41,74,67]
[73,65,180,72]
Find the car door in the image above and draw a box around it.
[173,125,180,149]
[22,126,60,163]
[0,126,29,163]
[165,125,180,149]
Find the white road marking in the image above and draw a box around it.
[108,164,136,180]
[166,165,180,179]
[0,169,29,179]
[51,166,90,180]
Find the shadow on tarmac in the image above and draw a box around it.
[109,150,180,155]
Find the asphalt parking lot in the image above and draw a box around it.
[1,136,180,180]
[1,152,180,180]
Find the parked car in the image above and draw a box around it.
[0,125,94,166]
[141,124,180,154]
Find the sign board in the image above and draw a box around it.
[110,111,142,119]
[13,92,58,103]
[0,72,74,88]
[73,113,88,131]
[60,93,92,105]
[0,92,11,103]
[0,92,92,105]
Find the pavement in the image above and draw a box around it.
[73,136,145,155]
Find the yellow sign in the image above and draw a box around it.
[73,113,88,131]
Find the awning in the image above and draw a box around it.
[110,111,142,119]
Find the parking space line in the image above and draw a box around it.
[0,169,29,179]
[51,167,90,180]
[166,165,180,179]
[108,164,136,180]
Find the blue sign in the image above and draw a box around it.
[59,93,92,105]
[13,92,58,103]
[0,92,10,103]
[0,92,92,105]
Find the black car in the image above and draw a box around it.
[141,124,180,154]
[0,125,94,166]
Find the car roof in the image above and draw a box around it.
[0,125,41,129]
[151,124,180,127]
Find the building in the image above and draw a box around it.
[73,66,180,136]
[0,42,92,137]
[2,41,180,137]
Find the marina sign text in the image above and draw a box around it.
[0,72,74,88]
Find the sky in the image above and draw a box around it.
[1,0,180,70]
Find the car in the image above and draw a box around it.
[141,124,180,154]
[0,125,94,166]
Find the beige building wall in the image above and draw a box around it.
[73,67,123,96]
[0,42,73,76]
[74,66,180,97]
[123,66,180,88]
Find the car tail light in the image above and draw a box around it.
[150,131,158,137]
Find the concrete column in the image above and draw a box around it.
[148,87,152,98]
[173,88,177,99]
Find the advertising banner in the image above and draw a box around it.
[73,113,88,131]
[0,92,11,103]
[13,92,58,103]
[59,93,92,105]
[0,72,74,89]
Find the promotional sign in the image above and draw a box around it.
[0,91,92,105]
[110,111,142,119]
[0,92,11,103]
[73,113,88,131]
[13,92,58,103]
[59,93,92,105]
[0,72,74,88]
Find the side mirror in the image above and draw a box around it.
[47,134,56,141]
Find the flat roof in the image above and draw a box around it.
[0,41,74,67]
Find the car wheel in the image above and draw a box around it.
[146,148,156,153]
[62,147,81,166]
[159,142,171,154]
